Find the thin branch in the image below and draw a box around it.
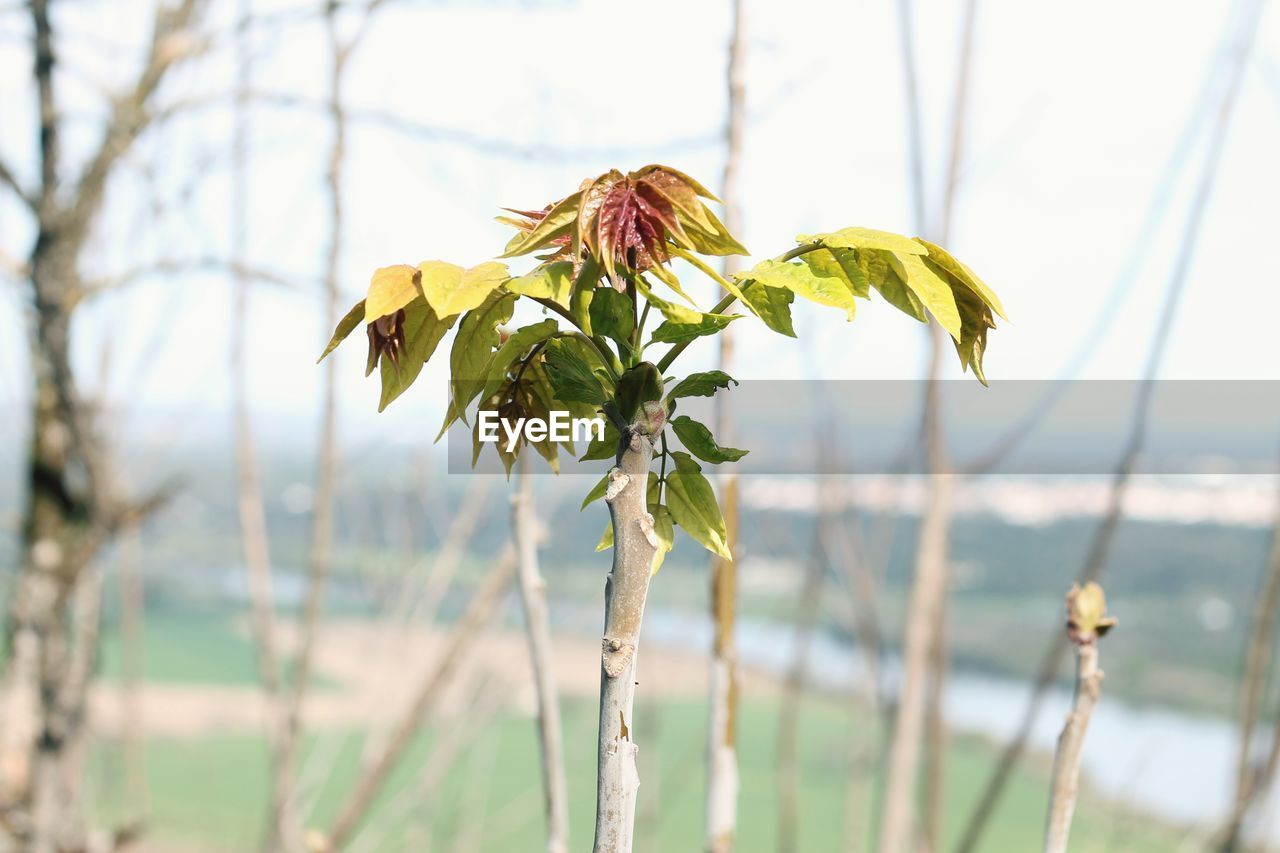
[1043,584,1115,853]
[322,548,516,851]
[956,2,1266,847]
[64,0,208,246]
[0,159,33,209]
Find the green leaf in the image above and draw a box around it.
[378,297,455,412]
[581,473,610,510]
[887,252,961,340]
[666,451,731,560]
[648,313,741,346]
[318,299,365,363]
[437,291,517,438]
[798,226,928,255]
[571,255,600,335]
[365,265,421,321]
[645,262,699,307]
[543,337,608,406]
[507,261,575,307]
[634,278,702,325]
[917,239,1008,321]
[499,192,583,258]
[589,287,635,350]
[802,247,870,298]
[615,363,664,423]
[649,504,674,574]
[860,250,926,322]
[419,260,510,319]
[739,281,796,337]
[670,415,748,463]
[478,318,559,405]
[596,520,613,551]
[740,258,858,320]
[580,419,621,461]
[666,370,737,401]
[679,206,749,256]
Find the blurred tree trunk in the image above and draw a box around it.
[777,518,827,853]
[706,2,746,850]
[878,0,978,845]
[266,1,351,846]
[0,2,206,847]
[512,457,571,853]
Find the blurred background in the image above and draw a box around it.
[2,0,1280,850]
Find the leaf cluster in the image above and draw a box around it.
[318,165,1006,568]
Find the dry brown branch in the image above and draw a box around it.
[321,549,517,851]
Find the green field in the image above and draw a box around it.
[88,693,1185,852]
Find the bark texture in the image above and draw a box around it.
[1,2,206,847]
[594,432,658,853]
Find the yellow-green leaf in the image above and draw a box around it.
[887,252,961,340]
[500,192,582,259]
[649,504,674,574]
[799,227,928,255]
[740,281,796,337]
[365,265,420,321]
[419,260,510,319]
[803,247,870,298]
[507,262,575,306]
[741,258,858,321]
[917,238,1008,321]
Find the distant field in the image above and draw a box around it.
[87,693,1186,852]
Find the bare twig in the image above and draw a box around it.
[322,549,516,850]
[1219,473,1280,850]
[1043,583,1116,853]
[0,158,33,209]
[957,3,1266,846]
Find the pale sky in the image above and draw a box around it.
[0,0,1277,452]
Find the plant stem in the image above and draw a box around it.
[1043,641,1103,853]
[594,431,659,853]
